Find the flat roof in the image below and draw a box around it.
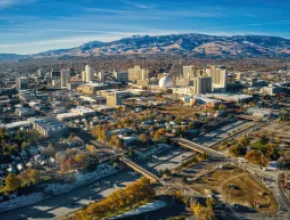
[6,121,31,129]
[34,118,66,131]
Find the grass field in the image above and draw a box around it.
[251,140,268,150]
[191,166,279,214]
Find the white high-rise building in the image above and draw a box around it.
[16,77,29,90]
[61,69,70,89]
[82,65,94,82]
[206,66,227,90]
[193,76,212,95]
[85,65,93,82]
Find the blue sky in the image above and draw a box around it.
[0,0,289,54]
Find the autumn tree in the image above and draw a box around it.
[5,173,21,192]
[139,133,149,145]
[28,169,40,184]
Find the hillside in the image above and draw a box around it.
[1,33,290,61]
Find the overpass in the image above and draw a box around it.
[120,157,161,183]
[173,138,225,159]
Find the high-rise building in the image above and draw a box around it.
[51,69,61,79]
[128,66,149,81]
[193,76,212,95]
[82,65,94,82]
[183,66,204,80]
[85,65,93,82]
[206,66,227,90]
[61,69,70,89]
[16,77,29,90]
[113,71,128,82]
[98,72,105,82]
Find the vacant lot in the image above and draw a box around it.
[261,123,290,139]
[192,166,279,213]
[159,105,204,116]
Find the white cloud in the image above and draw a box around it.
[122,0,155,9]
[0,0,36,8]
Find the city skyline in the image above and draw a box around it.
[0,0,290,54]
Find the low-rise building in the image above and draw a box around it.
[70,106,95,116]
[5,121,32,134]
[15,107,36,117]
[32,118,67,138]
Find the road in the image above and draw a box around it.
[1,171,140,220]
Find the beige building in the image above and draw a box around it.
[183,66,205,80]
[206,66,227,90]
[128,66,149,82]
[61,69,71,89]
[106,91,131,107]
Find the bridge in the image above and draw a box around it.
[173,138,225,159]
[120,157,161,183]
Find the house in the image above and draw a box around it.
[27,146,39,156]
[16,163,24,171]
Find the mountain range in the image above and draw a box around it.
[1,33,290,61]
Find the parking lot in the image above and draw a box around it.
[194,120,250,146]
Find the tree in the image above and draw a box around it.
[10,144,19,155]
[191,202,202,217]
[113,162,119,168]
[28,169,40,184]
[188,122,195,129]
[5,173,21,192]
[166,115,172,122]
[219,104,227,111]
[153,133,160,141]
[75,153,87,164]
[21,141,30,150]
[139,133,149,144]
[15,129,24,140]
[157,128,166,136]
[260,135,269,145]
[229,145,246,156]
[238,135,250,148]
[206,197,215,208]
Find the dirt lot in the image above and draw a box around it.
[191,166,279,214]
[159,104,205,116]
[261,123,290,139]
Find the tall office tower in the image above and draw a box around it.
[98,72,105,82]
[113,71,128,82]
[61,69,71,89]
[16,77,29,90]
[128,66,149,81]
[183,65,195,80]
[206,66,227,90]
[85,65,93,82]
[141,69,149,80]
[193,76,212,95]
[183,66,204,80]
[37,69,44,77]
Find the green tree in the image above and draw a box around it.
[5,173,21,192]
[21,141,30,150]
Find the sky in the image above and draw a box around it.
[0,0,289,54]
